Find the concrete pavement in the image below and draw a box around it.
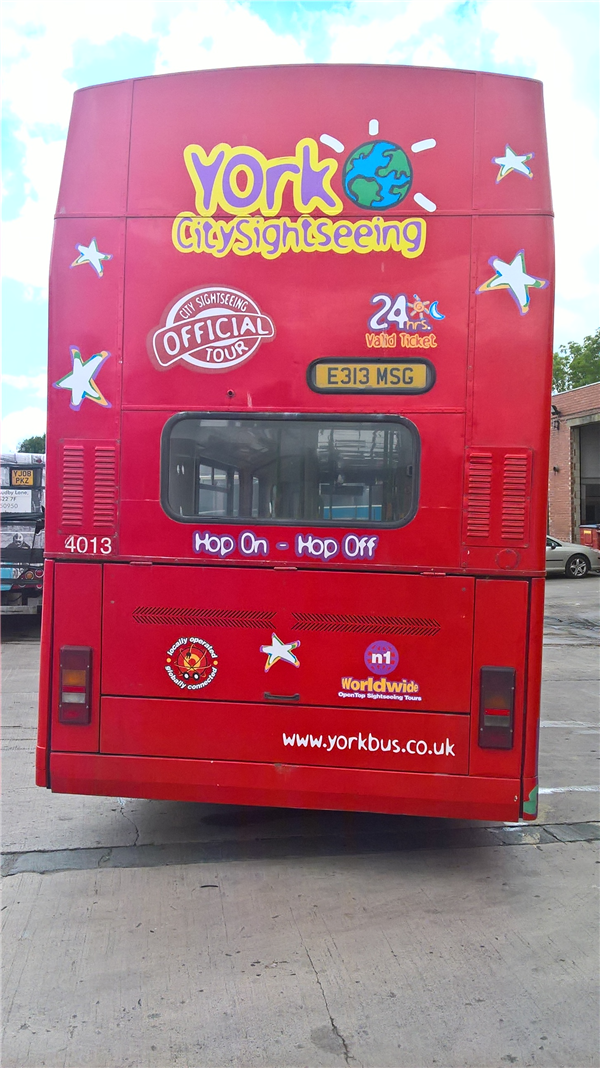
[2,576,598,1067]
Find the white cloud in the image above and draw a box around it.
[2,373,47,399]
[1,2,156,131]
[1,0,597,358]
[0,0,309,293]
[411,35,457,69]
[0,1,160,291]
[327,1,454,64]
[553,302,588,343]
[481,1,599,311]
[2,133,66,292]
[154,0,307,73]
[1,407,46,452]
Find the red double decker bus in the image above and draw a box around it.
[38,65,553,822]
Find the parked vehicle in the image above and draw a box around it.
[1,453,45,614]
[546,537,600,578]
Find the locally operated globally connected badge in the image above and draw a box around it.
[165,637,218,690]
[148,285,275,371]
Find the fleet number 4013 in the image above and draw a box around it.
[64,536,113,555]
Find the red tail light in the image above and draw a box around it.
[478,666,515,749]
[59,646,92,725]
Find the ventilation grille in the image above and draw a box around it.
[61,446,85,527]
[465,452,492,539]
[501,454,530,541]
[292,612,440,636]
[463,447,532,548]
[93,446,117,528]
[133,607,276,627]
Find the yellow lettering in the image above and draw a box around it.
[172,212,427,261]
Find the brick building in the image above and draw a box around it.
[548,381,600,541]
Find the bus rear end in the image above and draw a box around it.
[38,65,553,822]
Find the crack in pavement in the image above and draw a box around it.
[117,799,140,846]
[304,946,357,1066]
[1,821,598,877]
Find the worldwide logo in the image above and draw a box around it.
[343,141,413,212]
[338,638,421,703]
[364,639,399,675]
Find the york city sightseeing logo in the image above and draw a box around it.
[148,285,275,371]
[173,122,438,261]
[165,637,218,690]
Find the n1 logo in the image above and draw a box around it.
[364,640,399,676]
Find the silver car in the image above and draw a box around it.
[546,536,600,578]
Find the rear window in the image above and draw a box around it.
[162,414,419,527]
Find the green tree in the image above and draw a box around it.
[18,433,46,453]
[553,328,600,393]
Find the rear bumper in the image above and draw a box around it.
[48,752,522,822]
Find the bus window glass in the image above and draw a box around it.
[163,416,418,525]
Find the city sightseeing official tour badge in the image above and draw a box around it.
[165,637,218,691]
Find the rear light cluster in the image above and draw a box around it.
[478,666,515,749]
[58,646,92,725]
[13,569,43,589]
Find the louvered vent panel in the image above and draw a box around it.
[293,612,440,636]
[465,452,492,539]
[133,607,276,627]
[501,454,530,541]
[61,446,85,527]
[93,446,117,528]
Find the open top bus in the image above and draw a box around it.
[38,65,553,822]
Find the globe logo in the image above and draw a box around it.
[364,640,399,676]
[342,141,413,211]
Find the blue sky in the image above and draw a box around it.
[1,0,598,449]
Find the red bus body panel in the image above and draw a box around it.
[39,65,553,821]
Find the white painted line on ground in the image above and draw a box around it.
[539,785,600,794]
[541,720,599,731]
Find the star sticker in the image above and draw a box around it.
[492,144,534,182]
[53,347,112,410]
[260,633,301,672]
[476,250,548,315]
[71,238,113,277]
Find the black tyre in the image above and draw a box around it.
[565,554,590,578]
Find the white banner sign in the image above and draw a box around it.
[1,488,33,514]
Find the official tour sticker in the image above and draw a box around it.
[148,285,275,371]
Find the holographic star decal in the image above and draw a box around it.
[53,347,112,410]
[71,238,113,277]
[260,633,301,672]
[492,145,534,182]
[476,250,548,315]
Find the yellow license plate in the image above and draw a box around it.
[309,360,432,393]
[11,469,34,486]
